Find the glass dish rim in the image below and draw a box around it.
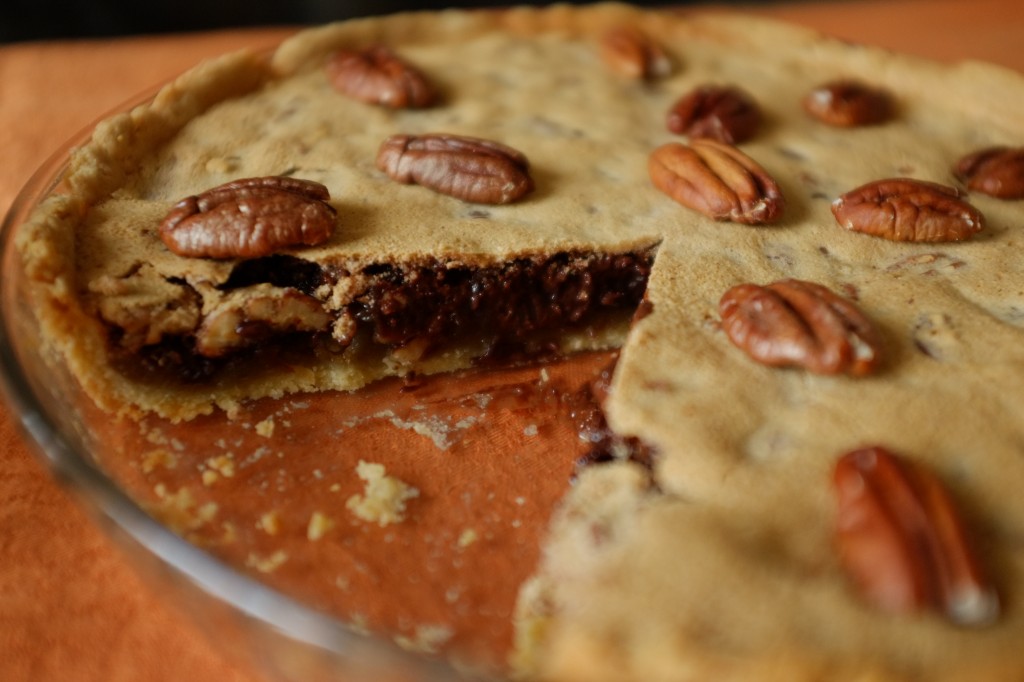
[0,80,468,682]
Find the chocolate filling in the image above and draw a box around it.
[115,248,656,384]
[221,254,324,294]
[353,251,653,349]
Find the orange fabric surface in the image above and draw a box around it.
[0,2,1022,681]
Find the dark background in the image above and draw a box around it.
[1,0,774,43]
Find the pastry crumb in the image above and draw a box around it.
[144,429,168,446]
[150,485,219,532]
[257,510,281,535]
[255,416,275,438]
[201,454,235,486]
[307,511,334,540]
[346,460,419,526]
[219,521,239,544]
[141,448,177,473]
[348,613,371,636]
[246,550,289,574]
[205,454,236,478]
[457,528,479,549]
[394,624,453,654]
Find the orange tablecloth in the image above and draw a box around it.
[1,1,1022,680]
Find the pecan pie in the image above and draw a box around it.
[19,4,1024,680]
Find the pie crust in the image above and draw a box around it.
[19,4,1024,680]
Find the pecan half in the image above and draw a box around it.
[833,446,999,627]
[953,146,1024,199]
[599,25,672,80]
[803,79,892,127]
[326,46,435,109]
[648,139,784,224]
[718,279,882,376]
[195,284,330,358]
[160,177,336,259]
[88,263,200,352]
[376,133,534,205]
[666,85,761,144]
[832,178,984,242]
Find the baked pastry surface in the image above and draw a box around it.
[19,4,1024,680]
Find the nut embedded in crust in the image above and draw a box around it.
[718,279,883,376]
[326,46,436,109]
[666,84,762,144]
[376,133,534,205]
[599,25,672,80]
[648,139,784,224]
[833,446,1000,627]
[953,146,1024,199]
[159,177,336,259]
[195,284,331,358]
[803,79,892,127]
[831,178,984,242]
